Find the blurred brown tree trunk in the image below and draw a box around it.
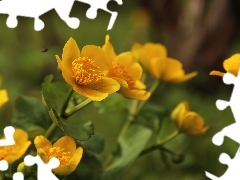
[137,0,239,73]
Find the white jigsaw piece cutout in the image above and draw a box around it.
[24,155,60,180]
[205,70,240,179]
[0,0,123,31]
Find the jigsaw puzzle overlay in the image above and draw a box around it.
[0,126,60,180]
[0,0,123,31]
[205,70,240,179]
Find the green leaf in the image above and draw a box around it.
[102,124,152,179]
[41,75,72,113]
[11,95,52,132]
[74,153,103,180]
[41,75,94,141]
[59,118,94,141]
[135,111,160,131]
[79,134,104,155]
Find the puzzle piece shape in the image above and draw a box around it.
[206,147,240,179]
[0,0,79,31]
[24,155,60,180]
[0,0,122,31]
[0,126,15,146]
[12,172,24,180]
[0,160,8,171]
[77,0,123,30]
[211,70,240,146]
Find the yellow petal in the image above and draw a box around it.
[14,128,29,147]
[170,71,198,83]
[0,89,8,107]
[134,80,146,90]
[132,42,167,70]
[115,52,142,80]
[86,77,120,93]
[118,87,150,100]
[53,136,76,156]
[69,147,83,165]
[81,45,110,72]
[102,34,117,60]
[181,112,208,135]
[37,148,50,163]
[210,70,224,76]
[53,163,78,176]
[62,37,81,71]
[223,54,240,76]
[162,58,196,82]
[150,57,167,79]
[171,101,190,129]
[34,135,52,153]
[72,84,109,101]
[56,55,75,87]
[5,141,31,164]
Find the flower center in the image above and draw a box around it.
[48,147,71,166]
[108,62,135,89]
[0,144,19,160]
[72,57,104,85]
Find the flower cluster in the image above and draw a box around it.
[0,35,209,179]
[56,35,150,101]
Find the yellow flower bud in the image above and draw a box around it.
[17,162,32,176]
[171,101,208,135]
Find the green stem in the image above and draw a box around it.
[64,98,92,117]
[61,89,74,116]
[44,89,74,138]
[104,80,161,168]
[0,171,4,180]
[44,123,58,139]
[139,130,180,157]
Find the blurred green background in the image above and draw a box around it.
[1,0,240,179]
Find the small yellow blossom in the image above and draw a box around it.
[131,43,197,83]
[0,128,31,164]
[210,54,240,76]
[56,37,120,101]
[0,77,8,108]
[102,35,150,100]
[34,135,83,176]
[171,101,208,135]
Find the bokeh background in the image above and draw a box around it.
[1,0,240,179]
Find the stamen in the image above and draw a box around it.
[108,62,135,89]
[48,147,71,166]
[0,145,19,160]
[72,57,103,85]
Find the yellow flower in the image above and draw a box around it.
[34,135,83,176]
[210,54,240,76]
[131,43,197,82]
[0,128,31,164]
[0,77,8,108]
[171,101,208,135]
[102,35,150,100]
[55,37,120,101]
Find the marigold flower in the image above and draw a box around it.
[131,43,197,83]
[0,128,31,164]
[56,37,120,101]
[34,135,83,176]
[102,35,150,100]
[171,101,208,135]
[0,77,8,108]
[210,54,240,76]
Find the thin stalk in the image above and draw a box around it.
[139,130,180,156]
[44,123,58,139]
[61,89,74,116]
[64,98,92,117]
